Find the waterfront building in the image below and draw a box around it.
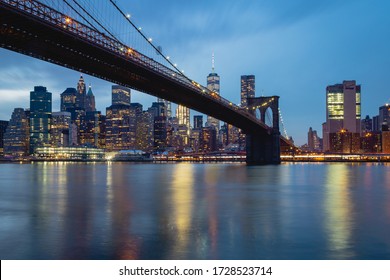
[85,85,96,112]
[323,80,361,152]
[240,75,255,109]
[361,132,381,153]
[329,129,360,154]
[34,147,105,161]
[29,86,52,154]
[51,111,71,147]
[112,85,130,106]
[382,131,390,153]
[3,108,30,156]
[60,87,77,111]
[0,120,9,155]
[75,75,87,110]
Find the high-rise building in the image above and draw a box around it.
[105,104,132,151]
[361,115,373,133]
[79,111,102,147]
[51,111,71,147]
[378,104,390,131]
[206,55,220,133]
[193,115,203,129]
[149,102,167,150]
[322,80,361,152]
[157,98,172,118]
[29,86,52,154]
[3,108,30,156]
[240,75,255,109]
[308,127,321,152]
[201,126,217,152]
[76,75,87,109]
[85,85,96,112]
[60,87,77,111]
[136,111,153,151]
[0,120,9,155]
[176,104,190,146]
[112,85,131,106]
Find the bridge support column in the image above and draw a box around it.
[246,131,281,165]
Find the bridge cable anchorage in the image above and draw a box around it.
[107,0,191,81]
[278,108,289,139]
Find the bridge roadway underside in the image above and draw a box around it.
[0,5,280,164]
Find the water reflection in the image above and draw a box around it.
[324,164,355,259]
[168,163,194,258]
[1,162,390,259]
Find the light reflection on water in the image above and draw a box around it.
[0,162,390,259]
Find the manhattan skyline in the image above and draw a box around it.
[1,0,390,145]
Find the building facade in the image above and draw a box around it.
[240,75,255,109]
[112,85,131,106]
[322,80,361,152]
[29,86,52,154]
[3,108,30,156]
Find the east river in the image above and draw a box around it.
[0,162,389,259]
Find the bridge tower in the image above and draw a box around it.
[246,96,281,165]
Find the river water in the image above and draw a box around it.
[0,162,389,259]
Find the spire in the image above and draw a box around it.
[212,52,215,73]
[87,84,93,96]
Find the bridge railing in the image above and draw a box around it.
[1,0,269,131]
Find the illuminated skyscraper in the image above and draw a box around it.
[322,80,361,152]
[157,98,172,118]
[4,108,30,156]
[206,54,220,133]
[240,75,255,109]
[51,111,71,147]
[60,87,77,111]
[76,75,86,109]
[112,85,131,106]
[29,86,52,154]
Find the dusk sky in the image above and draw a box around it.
[1,0,389,145]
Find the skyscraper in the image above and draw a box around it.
[51,111,71,147]
[206,54,220,133]
[112,85,131,106]
[157,98,172,118]
[322,80,361,152]
[3,108,30,156]
[193,115,203,129]
[85,85,96,112]
[0,120,9,155]
[76,75,86,109]
[378,104,390,131]
[241,75,255,109]
[60,87,77,111]
[29,86,52,153]
[105,104,132,151]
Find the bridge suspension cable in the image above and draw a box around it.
[107,0,187,78]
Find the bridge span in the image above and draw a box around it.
[0,0,288,164]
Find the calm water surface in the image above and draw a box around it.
[0,162,390,259]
